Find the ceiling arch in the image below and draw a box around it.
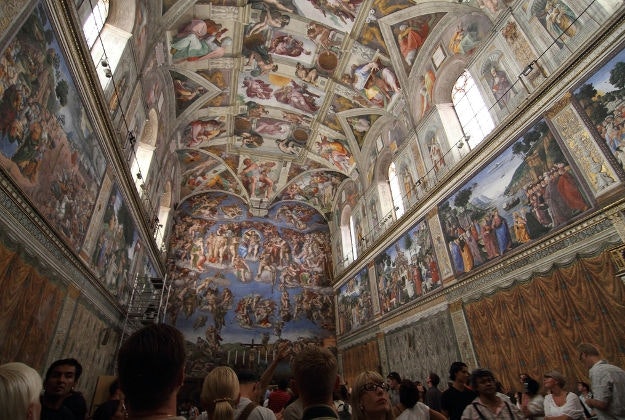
[122,0,507,224]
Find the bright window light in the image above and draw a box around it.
[452,70,495,149]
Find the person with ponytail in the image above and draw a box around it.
[199,366,240,420]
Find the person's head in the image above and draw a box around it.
[543,371,566,390]
[278,378,289,391]
[525,378,540,396]
[386,372,401,390]
[107,379,124,401]
[415,381,425,394]
[292,345,338,406]
[0,362,42,420]
[237,370,260,402]
[399,379,418,409]
[201,366,239,420]
[449,362,470,384]
[352,371,392,420]
[43,358,82,399]
[577,343,601,369]
[427,372,440,388]
[117,324,186,414]
[577,381,591,394]
[469,369,497,397]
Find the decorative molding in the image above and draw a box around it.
[545,92,572,118]
[382,301,448,333]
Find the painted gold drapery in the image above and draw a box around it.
[464,251,625,392]
[0,243,64,368]
[342,340,381,389]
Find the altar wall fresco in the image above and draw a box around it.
[166,193,336,377]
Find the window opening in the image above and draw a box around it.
[452,70,494,149]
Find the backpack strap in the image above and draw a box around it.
[578,395,592,419]
[472,403,488,420]
[504,401,513,418]
[237,402,258,420]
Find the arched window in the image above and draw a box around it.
[340,206,355,265]
[131,143,154,197]
[452,70,494,149]
[388,162,404,219]
[349,214,358,260]
[79,0,134,87]
[131,109,158,199]
[155,181,172,251]
[81,0,110,49]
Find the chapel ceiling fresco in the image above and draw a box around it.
[148,0,498,218]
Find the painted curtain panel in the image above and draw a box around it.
[167,194,335,377]
[463,250,625,392]
[573,43,625,172]
[90,185,141,301]
[0,4,106,251]
[438,119,591,276]
[341,340,380,391]
[337,267,374,335]
[384,308,460,386]
[374,218,442,314]
[0,240,64,367]
[63,302,120,400]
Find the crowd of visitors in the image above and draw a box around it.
[2,328,623,420]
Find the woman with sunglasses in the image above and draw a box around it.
[352,371,394,420]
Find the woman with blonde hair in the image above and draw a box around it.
[0,362,43,420]
[352,371,395,420]
[199,366,240,420]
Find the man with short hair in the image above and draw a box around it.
[461,368,522,420]
[425,372,443,412]
[577,342,625,420]
[292,345,339,420]
[117,323,186,420]
[236,370,277,420]
[441,362,477,420]
[41,358,87,420]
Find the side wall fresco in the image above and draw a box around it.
[337,30,625,389]
[0,4,106,251]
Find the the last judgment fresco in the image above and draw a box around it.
[167,193,335,377]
